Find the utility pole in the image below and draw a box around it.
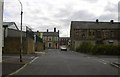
[18,0,23,62]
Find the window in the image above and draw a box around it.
[93,32,95,35]
[89,32,91,36]
[55,37,58,41]
[48,37,52,41]
[43,37,46,41]
[111,31,114,38]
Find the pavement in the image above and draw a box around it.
[2,54,36,76]
[12,49,120,75]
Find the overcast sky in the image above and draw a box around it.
[3,0,119,37]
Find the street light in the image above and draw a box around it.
[18,0,23,62]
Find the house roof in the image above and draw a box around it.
[59,37,70,39]
[43,32,59,36]
[71,21,120,30]
[34,32,59,36]
[3,22,19,30]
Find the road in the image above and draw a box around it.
[16,49,119,75]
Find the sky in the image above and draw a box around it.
[3,0,119,37]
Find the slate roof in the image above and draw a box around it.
[3,22,19,30]
[71,21,120,30]
[43,32,59,36]
[34,32,59,36]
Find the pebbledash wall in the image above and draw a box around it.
[3,29,35,54]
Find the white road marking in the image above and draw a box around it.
[30,57,39,64]
[8,63,28,76]
[31,57,34,58]
[92,58,109,65]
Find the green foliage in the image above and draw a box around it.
[76,42,94,53]
[76,42,120,55]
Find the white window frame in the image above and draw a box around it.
[48,37,52,41]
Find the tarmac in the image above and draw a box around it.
[2,54,37,77]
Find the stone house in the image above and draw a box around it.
[35,28,59,49]
[70,20,120,50]
[59,37,70,46]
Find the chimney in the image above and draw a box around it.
[47,29,48,32]
[110,20,114,23]
[96,19,99,23]
[58,30,59,33]
[54,28,56,32]
[37,30,39,32]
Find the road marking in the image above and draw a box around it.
[92,58,109,65]
[29,57,39,64]
[6,57,39,77]
[110,63,120,69]
[31,56,34,58]
[87,57,90,58]
[103,63,107,64]
[7,63,28,76]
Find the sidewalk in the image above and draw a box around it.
[2,54,36,76]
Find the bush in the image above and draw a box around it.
[76,42,120,55]
[76,42,94,53]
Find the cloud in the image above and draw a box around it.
[83,0,98,3]
[3,0,119,37]
[99,2,118,21]
[99,13,118,21]
[70,10,97,21]
[104,2,118,13]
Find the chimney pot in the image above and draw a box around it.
[37,30,39,32]
[110,20,114,23]
[54,28,56,32]
[96,19,99,23]
[47,29,48,32]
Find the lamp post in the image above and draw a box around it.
[18,0,23,62]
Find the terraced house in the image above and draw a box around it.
[70,19,120,50]
[35,28,59,49]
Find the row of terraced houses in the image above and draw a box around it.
[70,19,120,50]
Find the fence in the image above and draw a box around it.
[26,26,34,40]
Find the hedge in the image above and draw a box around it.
[76,42,120,55]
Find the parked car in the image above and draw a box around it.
[60,46,67,51]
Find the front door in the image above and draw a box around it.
[48,42,52,48]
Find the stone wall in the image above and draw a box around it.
[3,37,35,54]
[27,38,35,54]
[35,42,44,52]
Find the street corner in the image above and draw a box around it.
[110,62,120,69]
[2,60,27,76]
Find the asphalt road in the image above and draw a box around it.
[16,49,119,75]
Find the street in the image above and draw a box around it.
[15,49,119,75]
